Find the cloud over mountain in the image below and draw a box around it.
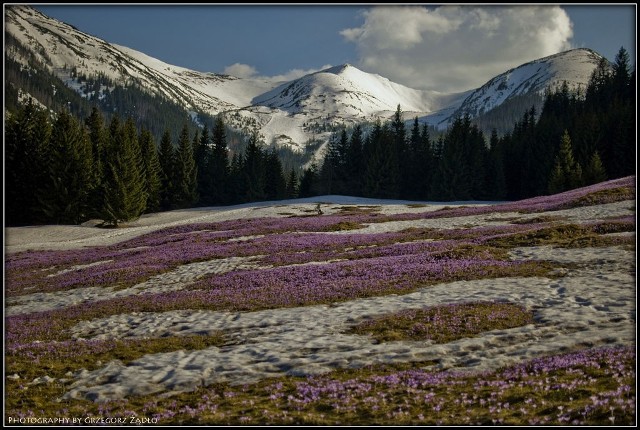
[223,62,334,82]
[223,63,259,79]
[341,5,574,93]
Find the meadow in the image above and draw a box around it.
[5,176,636,425]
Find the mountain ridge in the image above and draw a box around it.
[6,5,607,153]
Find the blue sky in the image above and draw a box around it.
[34,4,636,93]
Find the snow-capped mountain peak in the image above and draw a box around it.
[252,63,443,119]
[445,48,606,121]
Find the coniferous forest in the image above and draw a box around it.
[5,47,635,227]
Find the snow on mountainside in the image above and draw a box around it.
[434,49,606,127]
[6,5,605,153]
[5,5,274,114]
[112,44,276,111]
[253,64,445,118]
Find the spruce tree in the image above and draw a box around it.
[173,124,199,208]
[467,124,488,200]
[242,132,266,202]
[548,130,583,194]
[158,130,175,210]
[391,104,410,198]
[228,152,245,204]
[486,129,507,200]
[346,124,364,196]
[406,117,422,199]
[583,151,607,185]
[264,148,287,200]
[139,128,162,213]
[571,110,601,170]
[319,132,341,195]
[194,125,212,205]
[211,116,230,204]
[503,109,535,199]
[547,163,565,196]
[432,116,472,200]
[584,58,612,138]
[5,99,52,225]
[101,116,147,226]
[406,117,433,200]
[612,46,631,100]
[298,162,319,198]
[518,107,540,198]
[39,109,94,224]
[392,104,406,145]
[286,168,298,198]
[610,46,634,176]
[418,122,433,200]
[334,129,350,195]
[428,135,445,200]
[85,107,108,217]
[363,121,399,199]
[192,129,200,180]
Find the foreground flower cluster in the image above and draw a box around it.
[6,346,635,425]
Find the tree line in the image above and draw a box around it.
[6,47,634,227]
[6,105,296,227]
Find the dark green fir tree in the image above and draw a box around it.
[39,109,94,224]
[548,130,583,194]
[158,129,175,210]
[100,116,147,226]
[139,128,162,213]
[173,124,199,208]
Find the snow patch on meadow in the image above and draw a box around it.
[6,199,632,254]
[64,246,634,402]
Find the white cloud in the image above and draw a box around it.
[222,63,333,82]
[341,5,574,93]
[269,64,333,82]
[341,6,459,50]
[222,63,258,78]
